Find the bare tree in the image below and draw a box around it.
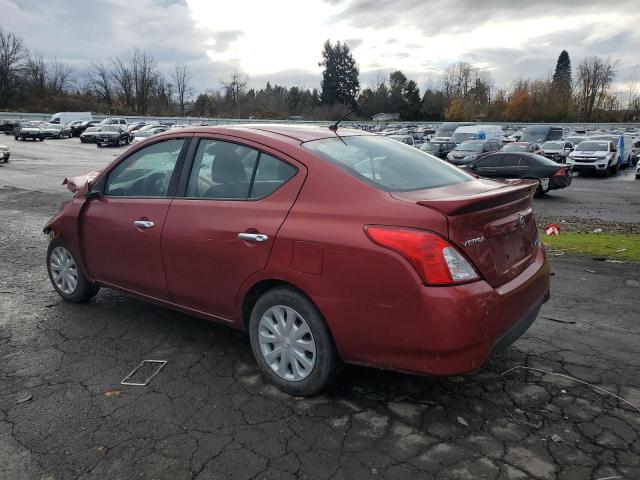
[0,27,27,106]
[576,56,617,119]
[47,58,73,94]
[172,63,193,116]
[221,72,248,106]
[130,49,158,115]
[112,54,134,111]
[25,53,47,95]
[88,59,113,108]
[623,66,639,111]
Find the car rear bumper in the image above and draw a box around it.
[324,247,550,376]
[550,174,572,189]
[96,137,120,145]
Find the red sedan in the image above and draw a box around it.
[44,125,550,395]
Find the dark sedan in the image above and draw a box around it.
[96,125,130,147]
[80,126,102,143]
[419,141,456,159]
[466,152,572,196]
[71,120,101,137]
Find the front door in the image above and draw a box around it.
[81,138,188,299]
[161,137,305,319]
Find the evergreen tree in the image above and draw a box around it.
[319,40,360,107]
[553,50,572,93]
[400,80,421,120]
[389,70,407,111]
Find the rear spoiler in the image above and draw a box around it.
[417,180,538,216]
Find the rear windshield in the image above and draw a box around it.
[502,144,527,152]
[456,141,484,152]
[542,141,564,149]
[303,135,471,192]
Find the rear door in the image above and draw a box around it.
[161,136,306,319]
[80,137,189,299]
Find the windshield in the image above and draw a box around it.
[303,135,471,192]
[542,141,564,150]
[455,141,484,152]
[576,142,608,151]
[450,132,477,143]
[434,123,463,137]
[135,131,153,137]
[104,126,120,132]
[85,127,99,132]
[420,143,443,153]
[501,144,527,152]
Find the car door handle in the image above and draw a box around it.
[133,220,155,229]
[238,232,268,243]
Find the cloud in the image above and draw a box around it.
[1,0,639,97]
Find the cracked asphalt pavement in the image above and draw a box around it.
[1,137,639,479]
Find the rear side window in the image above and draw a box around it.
[303,135,471,192]
[186,140,297,200]
[186,140,259,199]
[249,153,297,199]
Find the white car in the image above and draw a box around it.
[567,140,619,177]
[0,143,9,162]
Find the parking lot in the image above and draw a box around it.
[1,135,639,480]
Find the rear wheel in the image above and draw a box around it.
[47,237,99,303]
[249,287,341,396]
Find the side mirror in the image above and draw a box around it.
[84,189,101,199]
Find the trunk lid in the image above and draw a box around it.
[391,178,540,288]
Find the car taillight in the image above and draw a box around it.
[553,168,566,177]
[364,226,479,286]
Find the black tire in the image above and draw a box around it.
[249,287,341,396]
[97,142,102,148]
[46,237,99,303]
[610,160,618,175]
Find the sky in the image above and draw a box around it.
[3,0,639,96]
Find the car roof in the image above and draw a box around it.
[161,124,373,144]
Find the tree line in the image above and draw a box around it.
[1,26,638,122]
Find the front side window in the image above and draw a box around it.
[105,139,185,197]
[303,135,471,192]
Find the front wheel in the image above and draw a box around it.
[249,287,341,396]
[47,238,99,303]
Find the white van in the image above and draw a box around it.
[450,125,503,144]
[49,112,93,124]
